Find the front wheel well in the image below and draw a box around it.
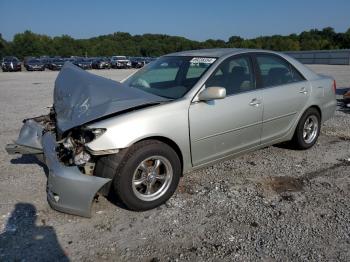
[138,136,184,174]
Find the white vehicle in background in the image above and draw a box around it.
[111,56,132,69]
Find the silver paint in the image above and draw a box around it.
[86,49,336,173]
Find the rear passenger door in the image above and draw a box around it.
[254,54,310,144]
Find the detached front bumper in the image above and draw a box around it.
[43,133,111,217]
[6,120,111,217]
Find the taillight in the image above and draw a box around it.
[332,79,337,93]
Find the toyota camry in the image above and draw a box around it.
[6,49,336,217]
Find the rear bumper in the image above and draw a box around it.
[6,120,111,217]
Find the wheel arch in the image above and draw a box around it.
[307,105,322,121]
[138,136,184,175]
[291,105,322,137]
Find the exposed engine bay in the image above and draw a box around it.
[22,108,100,177]
[57,127,100,176]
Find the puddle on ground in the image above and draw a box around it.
[261,176,304,194]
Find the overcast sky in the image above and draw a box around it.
[1,0,349,41]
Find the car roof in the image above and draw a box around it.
[167,48,320,84]
[165,48,280,58]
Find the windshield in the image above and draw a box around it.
[124,56,216,99]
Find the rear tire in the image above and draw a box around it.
[96,140,181,211]
[291,107,321,149]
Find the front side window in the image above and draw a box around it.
[256,55,303,87]
[205,56,255,95]
[124,56,215,99]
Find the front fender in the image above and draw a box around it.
[85,100,193,172]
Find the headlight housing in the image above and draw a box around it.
[90,128,106,139]
[83,127,106,142]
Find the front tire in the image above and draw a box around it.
[291,107,321,149]
[98,140,181,211]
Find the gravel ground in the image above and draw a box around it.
[0,65,349,261]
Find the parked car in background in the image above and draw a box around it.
[40,56,51,69]
[344,90,350,108]
[47,58,65,70]
[130,57,146,68]
[73,58,92,70]
[111,56,131,69]
[64,57,76,63]
[6,49,336,217]
[23,56,35,68]
[144,57,157,64]
[25,58,46,71]
[92,58,111,69]
[1,56,22,72]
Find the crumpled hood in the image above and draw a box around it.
[54,62,167,133]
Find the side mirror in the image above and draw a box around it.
[198,86,226,101]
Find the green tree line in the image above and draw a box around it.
[0,27,350,59]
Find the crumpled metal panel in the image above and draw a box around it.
[15,119,44,150]
[54,62,167,133]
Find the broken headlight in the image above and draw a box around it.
[89,128,106,139]
[78,128,106,143]
[58,128,106,167]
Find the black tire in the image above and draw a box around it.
[96,140,181,211]
[291,107,321,150]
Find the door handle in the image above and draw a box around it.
[299,87,308,94]
[249,98,261,107]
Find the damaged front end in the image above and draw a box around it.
[6,109,111,218]
[6,62,167,217]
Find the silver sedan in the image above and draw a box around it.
[6,48,337,217]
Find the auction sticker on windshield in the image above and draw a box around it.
[190,57,216,64]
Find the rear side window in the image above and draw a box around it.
[256,55,300,87]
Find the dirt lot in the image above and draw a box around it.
[0,65,349,261]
